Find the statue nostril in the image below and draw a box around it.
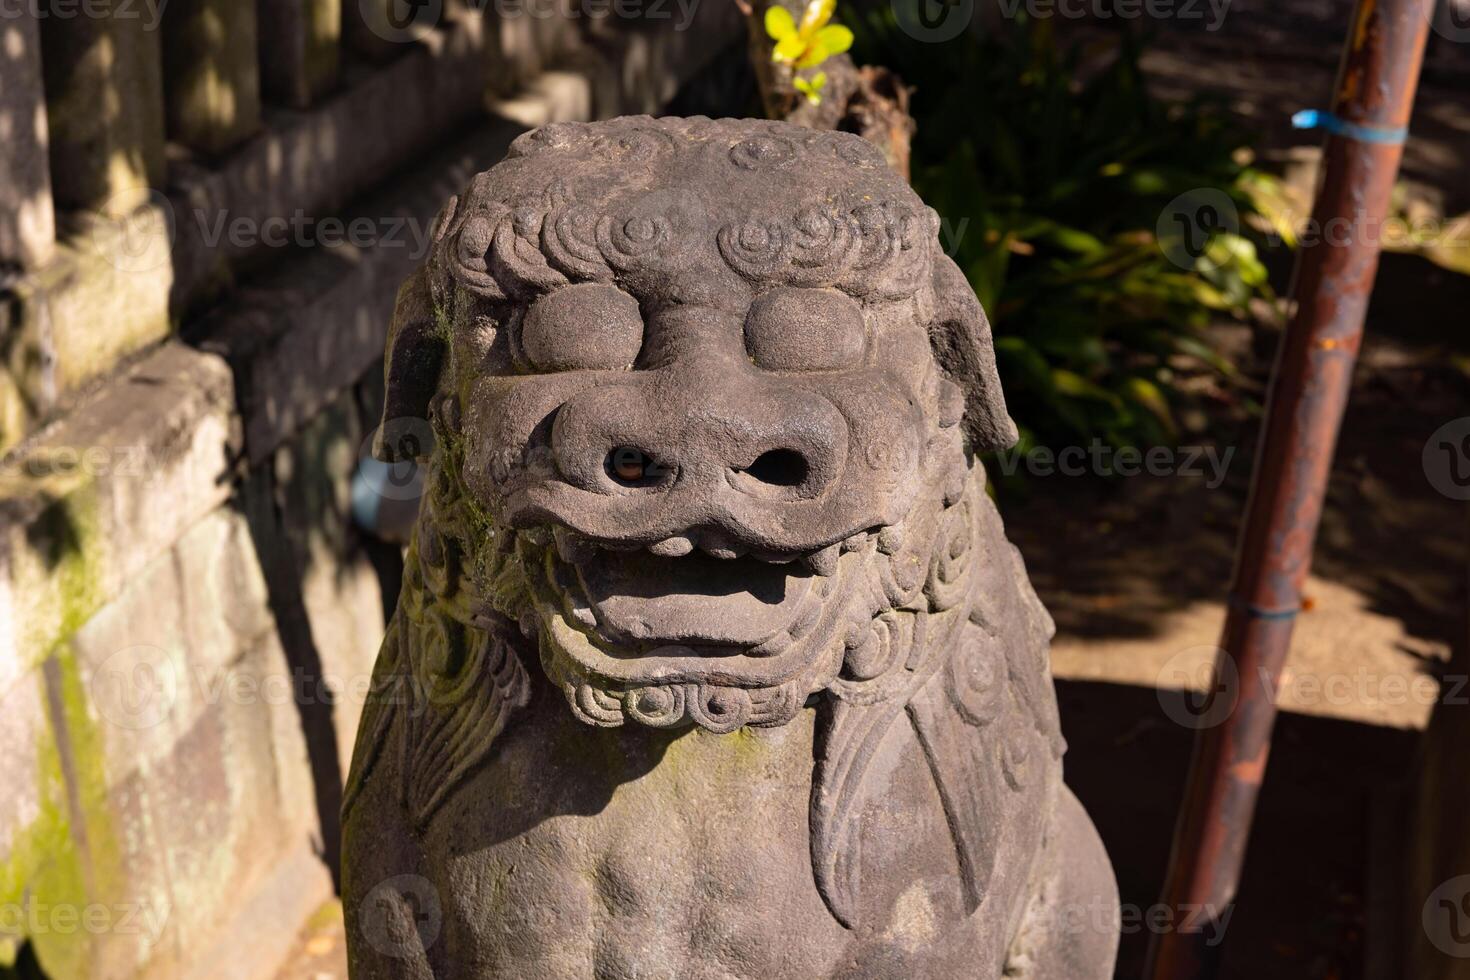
[739,449,809,489]
[606,446,664,487]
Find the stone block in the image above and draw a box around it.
[0,343,240,670]
[484,0,586,97]
[150,643,287,966]
[91,767,175,980]
[162,0,263,155]
[177,840,333,980]
[40,0,166,215]
[258,0,342,109]
[488,68,592,126]
[65,505,275,782]
[197,114,525,464]
[67,537,191,784]
[168,10,489,319]
[0,11,56,269]
[0,667,48,879]
[272,388,387,763]
[345,0,464,63]
[259,629,327,845]
[0,198,174,449]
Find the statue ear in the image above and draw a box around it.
[374,265,446,463]
[927,255,1019,453]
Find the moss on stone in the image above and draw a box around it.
[9,482,106,673]
[0,644,128,977]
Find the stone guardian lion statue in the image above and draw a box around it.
[341,115,1119,979]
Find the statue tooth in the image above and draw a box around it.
[840,531,869,553]
[554,526,596,565]
[804,543,841,577]
[569,602,597,629]
[699,533,746,559]
[877,524,905,556]
[648,535,695,557]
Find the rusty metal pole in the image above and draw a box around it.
[1143,0,1433,976]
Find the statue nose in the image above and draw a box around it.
[551,375,846,501]
[600,444,815,497]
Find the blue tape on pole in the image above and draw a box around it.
[1292,109,1408,145]
[1227,593,1301,620]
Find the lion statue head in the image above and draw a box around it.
[346,116,1066,931]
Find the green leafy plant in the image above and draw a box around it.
[765,0,854,104]
[850,13,1278,452]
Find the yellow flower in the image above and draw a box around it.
[793,70,828,105]
[765,0,854,69]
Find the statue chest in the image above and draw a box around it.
[419,696,991,979]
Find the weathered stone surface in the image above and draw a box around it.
[258,0,341,109]
[39,0,166,215]
[0,5,741,451]
[0,11,56,269]
[20,510,333,980]
[162,0,263,155]
[181,839,335,980]
[271,385,389,765]
[169,9,490,318]
[0,342,240,668]
[197,116,528,466]
[0,667,48,899]
[341,116,1119,978]
[66,506,274,779]
[483,0,586,97]
[0,197,174,450]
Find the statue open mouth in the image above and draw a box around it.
[524,525,880,730]
[546,526,862,648]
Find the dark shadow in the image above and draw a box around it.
[240,473,345,892]
[0,940,51,980]
[981,8,1470,658]
[1057,678,1420,980]
[1000,247,1469,657]
[435,670,681,861]
[662,36,761,119]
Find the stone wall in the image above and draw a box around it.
[1407,504,1470,979]
[0,3,743,977]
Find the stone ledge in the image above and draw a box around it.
[1,10,492,452]
[0,7,742,453]
[197,116,529,467]
[202,5,742,466]
[167,10,491,315]
[180,840,335,980]
[0,342,241,668]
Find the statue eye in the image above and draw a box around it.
[519,283,645,372]
[744,288,866,372]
